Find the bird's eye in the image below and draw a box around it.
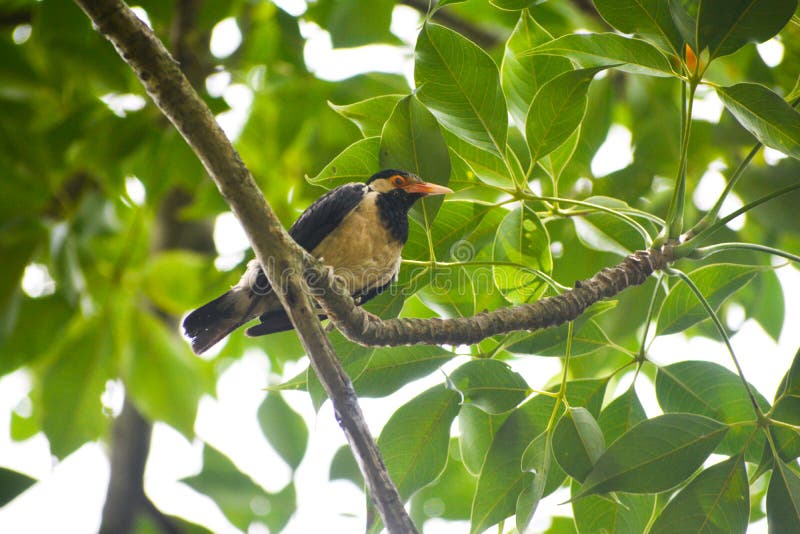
[392,176,405,186]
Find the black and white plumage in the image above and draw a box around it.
[182,169,452,354]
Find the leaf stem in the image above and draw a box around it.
[692,242,800,264]
[684,96,800,241]
[664,80,697,241]
[664,267,763,419]
[519,193,654,244]
[675,181,800,255]
[547,321,574,432]
[637,273,664,362]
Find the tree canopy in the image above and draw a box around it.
[1,0,800,533]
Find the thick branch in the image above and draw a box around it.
[72,1,415,532]
[308,248,671,346]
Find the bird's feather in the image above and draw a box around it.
[289,183,367,250]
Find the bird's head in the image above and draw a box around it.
[366,169,452,208]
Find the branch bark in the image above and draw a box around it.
[308,248,672,346]
[72,1,416,532]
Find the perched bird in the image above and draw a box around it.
[183,169,452,354]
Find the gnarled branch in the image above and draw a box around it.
[306,248,672,346]
[73,1,679,532]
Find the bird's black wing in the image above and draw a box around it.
[249,183,367,291]
[289,182,367,252]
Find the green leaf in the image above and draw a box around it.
[0,467,35,506]
[377,384,461,501]
[571,481,656,534]
[257,392,308,471]
[573,196,650,255]
[491,0,538,9]
[507,302,619,357]
[516,431,554,533]
[448,359,530,414]
[444,133,511,186]
[354,345,457,397]
[572,480,655,534]
[0,294,74,376]
[311,0,395,48]
[668,0,796,60]
[565,378,611,419]
[657,263,760,335]
[593,0,683,54]
[539,126,581,184]
[527,33,676,77]
[329,445,363,488]
[651,454,749,534]
[770,395,800,461]
[143,251,212,316]
[717,83,800,159]
[552,407,605,482]
[308,136,380,190]
[779,346,800,397]
[308,331,375,410]
[425,201,504,260]
[597,387,648,445]
[501,12,572,130]
[410,439,477,524]
[470,397,553,534]
[417,265,476,317]
[329,94,404,137]
[415,23,508,155]
[459,405,510,476]
[492,205,552,304]
[526,67,604,162]
[183,445,295,532]
[380,94,451,221]
[127,310,209,440]
[656,360,769,460]
[0,221,44,331]
[767,459,800,531]
[750,269,785,342]
[576,414,728,497]
[40,315,113,459]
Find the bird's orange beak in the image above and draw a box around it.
[404,181,453,196]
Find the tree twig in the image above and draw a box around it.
[72,1,416,532]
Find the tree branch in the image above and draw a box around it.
[100,399,154,534]
[309,248,672,346]
[72,1,416,532]
[73,1,676,531]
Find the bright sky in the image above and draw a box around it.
[0,2,793,533]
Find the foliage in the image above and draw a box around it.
[1,0,800,532]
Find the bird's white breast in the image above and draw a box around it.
[312,191,403,293]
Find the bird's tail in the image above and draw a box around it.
[183,289,261,354]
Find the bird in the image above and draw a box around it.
[182,169,452,354]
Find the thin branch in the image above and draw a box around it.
[72,1,416,532]
[0,8,31,28]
